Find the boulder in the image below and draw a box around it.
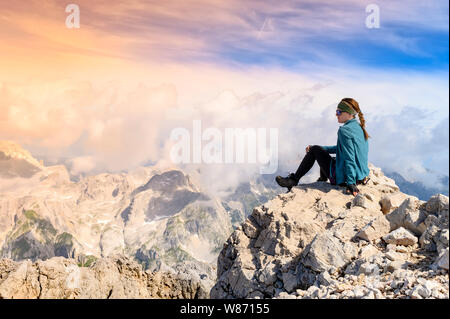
[383,227,418,246]
[419,199,449,255]
[435,248,449,270]
[358,244,380,259]
[425,194,449,213]
[356,216,391,242]
[302,232,357,273]
[379,193,417,215]
[403,209,427,236]
[385,197,424,231]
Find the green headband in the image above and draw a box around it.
[337,100,357,115]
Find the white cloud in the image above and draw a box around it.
[68,156,97,176]
[370,108,449,189]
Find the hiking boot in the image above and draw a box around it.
[275,173,298,191]
[357,176,370,185]
[316,176,328,182]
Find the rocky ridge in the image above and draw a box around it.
[211,164,449,299]
[0,254,207,299]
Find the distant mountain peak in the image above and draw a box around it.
[0,140,43,166]
[0,140,44,178]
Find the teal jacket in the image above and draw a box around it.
[322,118,370,185]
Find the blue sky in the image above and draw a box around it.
[214,2,449,71]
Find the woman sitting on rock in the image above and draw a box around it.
[276,97,370,196]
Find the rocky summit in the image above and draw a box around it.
[210,164,449,299]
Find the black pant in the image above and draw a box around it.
[293,145,333,183]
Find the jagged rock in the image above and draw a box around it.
[420,217,440,251]
[212,165,404,298]
[357,262,380,276]
[418,195,449,258]
[317,271,334,286]
[385,197,427,232]
[383,227,418,246]
[379,193,417,215]
[409,280,437,299]
[258,261,278,286]
[302,231,356,273]
[356,215,391,242]
[403,209,428,236]
[282,271,298,293]
[367,164,399,192]
[435,248,449,270]
[359,244,380,259]
[352,194,368,209]
[0,255,207,299]
[425,194,449,213]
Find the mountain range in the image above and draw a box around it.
[0,140,279,290]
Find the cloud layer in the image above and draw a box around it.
[2,65,447,192]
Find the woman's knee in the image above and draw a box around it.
[310,145,323,152]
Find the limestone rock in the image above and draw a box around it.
[425,194,449,213]
[379,193,417,215]
[357,262,380,276]
[383,227,418,246]
[359,244,380,259]
[0,255,207,299]
[385,197,425,232]
[435,248,449,270]
[302,232,355,273]
[409,280,437,299]
[352,194,368,209]
[317,271,334,286]
[403,209,427,236]
[418,195,449,256]
[385,251,407,261]
[356,216,391,242]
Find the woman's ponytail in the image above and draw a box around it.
[341,98,370,140]
[357,111,370,140]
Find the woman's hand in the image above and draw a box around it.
[346,184,360,196]
[305,145,311,153]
